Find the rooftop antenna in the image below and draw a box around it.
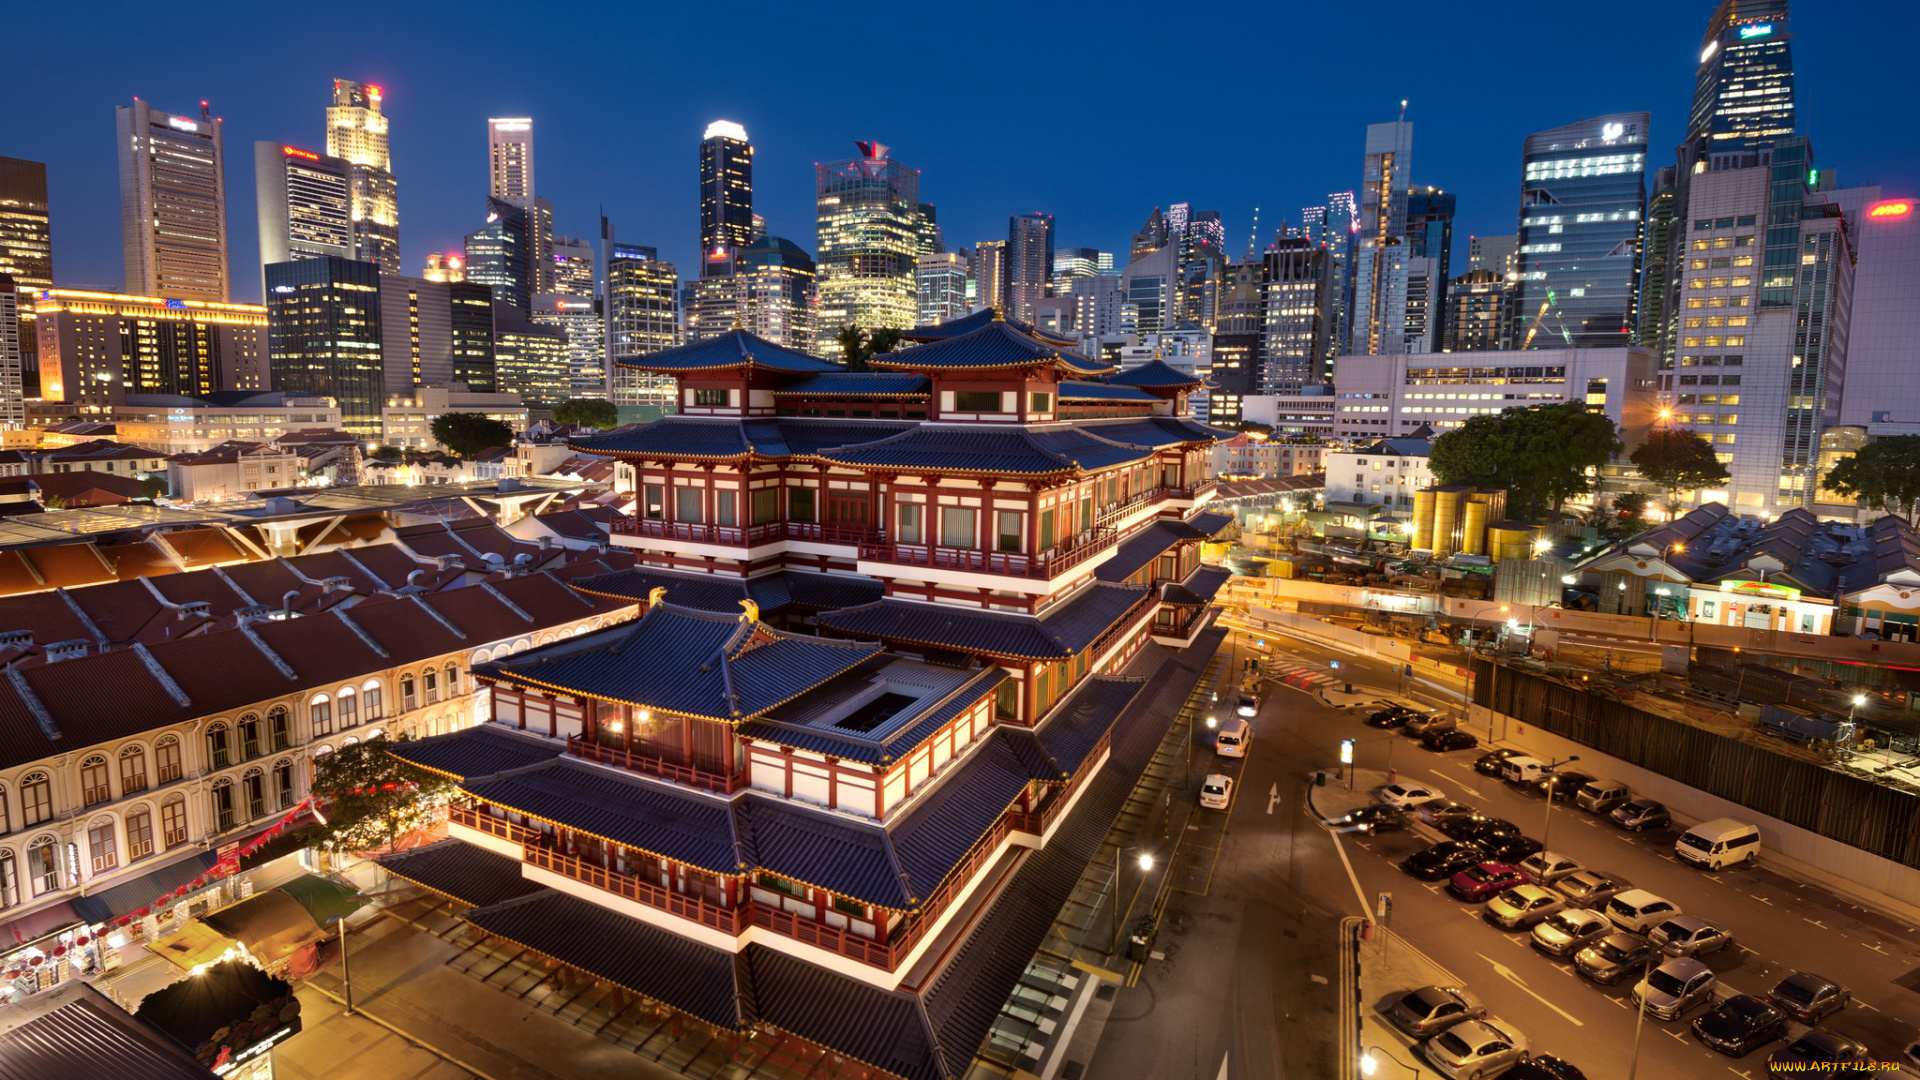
[1399,99,1408,122]
[1245,206,1261,261]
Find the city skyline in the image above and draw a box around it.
[8,1,1905,304]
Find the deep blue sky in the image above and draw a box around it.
[13,0,1907,303]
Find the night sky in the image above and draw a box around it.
[15,0,1909,303]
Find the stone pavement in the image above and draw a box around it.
[1340,914,1462,1080]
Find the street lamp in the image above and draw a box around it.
[1361,1045,1419,1078]
[1852,694,1867,721]
[1111,846,1156,955]
[1540,755,1581,850]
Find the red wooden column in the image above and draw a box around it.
[623,704,634,755]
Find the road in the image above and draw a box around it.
[1090,625,1920,1079]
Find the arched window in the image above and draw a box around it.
[155,736,183,784]
[272,759,295,811]
[19,773,51,827]
[206,723,232,770]
[126,805,154,861]
[445,664,460,696]
[310,694,333,737]
[0,850,16,908]
[241,769,266,821]
[79,755,110,806]
[119,745,148,795]
[0,783,10,836]
[342,736,359,748]
[312,744,334,759]
[27,835,59,895]
[337,686,358,728]
[472,648,493,665]
[422,668,439,705]
[237,714,261,761]
[362,679,384,720]
[364,728,384,741]
[400,675,417,711]
[268,706,290,752]
[160,796,188,850]
[87,815,117,873]
[211,778,236,831]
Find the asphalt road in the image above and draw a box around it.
[1090,626,1920,1079]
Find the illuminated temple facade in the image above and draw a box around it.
[378,308,1232,1079]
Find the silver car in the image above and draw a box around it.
[1517,851,1584,885]
[1575,932,1656,985]
[1420,1017,1529,1080]
[1531,908,1611,958]
[1650,915,1733,958]
[1633,957,1716,1020]
[1554,869,1632,909]
[1381,985,1486,1039]
[1484,885,1565,930]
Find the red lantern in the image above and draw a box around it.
[174,886,189,897]
[74,936,89,947]
[50,946,65,958]
[135,907,150,918]
[28,956,42,966]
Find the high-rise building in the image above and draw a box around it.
[466,198,533,311]
[1063,273,1127,340]
[264,256,383,432]
[916,251,970,325]
[1121,245,1177,335]
[1467,234,1516,276]
[551,236,596,298]
[1639,168,1679,350]
[1350,120,1413,356]
[0,158,52,291]
[253,142,353,298]
[327,80,400,274]
[914,203,942,258]
[1131,207,1168,262]
[0,275,22,428]
[1051,247,1105,294]
[815,142,921,333]
[423,252,466,282]
[34,289,266,411]
[118,99,229,302]
[1301,194,1358,365]
[1171,208,1226,329]
[1404,187,1455,353]
[1259,238,1332,392]
[493,302,569,408]
[488,118,535,207]
[378,275,453,393]
[1442,269,1512,352]
[1511,113,1650,350]
[1209,263,1263,422]
[1836,192,1920,429]
[450,282,497,392]
[684,251,743,343]
[1006,212,1054,324]
[604,242,679,407]
[699,121,754,265]
[736,236,816,354]
[972,240,1006,313]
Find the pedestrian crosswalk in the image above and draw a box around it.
[1259,658,1338,691]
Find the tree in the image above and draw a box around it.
[1629,428,1730,511]
[430,412,515,458]
[139,476,170,501]
[368,444,405,460]
[297,736,453,855]
[866,327,903,358]
[1612,491,1650,524]
[552,398,619,430]
[834,325,904,372]
[1428,402,1622,521]
[1824,435,1920,523]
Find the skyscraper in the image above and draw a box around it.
[551,236,596,298]
[603,241,679,406]
[326,80,400,275]
[815,142,921,332]
[1467,234,1516,276]
[1121,245,1177,335]
[699,121,754,264]
[1350,120,1413,355]
[1006,212,1054,324]
[1131,208,1168,262]
[1260,238,1332,391]
[0,276,22,428]
[488,118,535,207]
[1051,247,1106,294]
[972,240,1006,314]
[533,294,606,400]
[33,290,267,410]
[1209,263,1263,422]
[466,197,532,311]
[916,251,970,325]
[265,256,383,432]
[1301,193,1358,364]
[0,158,52,291]
[1443,269,1512,352]
[254,142,353,297]
[1639,168,1679,350]
[118,98,229,302]
[1511,113,1650,349]
[378,274,453,392]
[735,236,816,354]
[493,302,569,408]
[1404,187,1455,352]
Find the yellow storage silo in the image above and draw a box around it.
[1462,497,1489,556]
[1412,490,1437,550]
[1431,488,1462,557]
[1488,524,1531,564]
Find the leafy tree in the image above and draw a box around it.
[297,736,453,855]
[551,398,619,430]
[1612,491,1650,524]
[430,412,515,458]
[1629,428,1730,511]
[833,325,904,372]
[139,476,170,501]
[866,327,903,357]
[1428,402,1622,521]
[1824,435,1920,523]
[368,444,405,460]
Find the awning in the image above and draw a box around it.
[71,850,218,925]
[0,900,84,951]
[149,920,238,973]
[200,892,327,969]
[239,813,318,871]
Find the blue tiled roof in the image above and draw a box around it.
[1026,427,1158,471]
[1056,381,1159,402]
[1187,509,1235,536]
[900,307,1076,348]
[462,757,748,875]
[376,839,546,907]
[736,796,910,910]
[464,890,749,1029]
[473,602,882,720]
[765,418,917,455]
[742,948,943,1080]
[569,417,754,460]
[1094,520,1204,583]
[772,372,931,397]
[1080,415,1232,448]
[1022,675,1146,779]
[1161,565,1231,606]
[736,665,1005,765]
[571,565,884,617]
[386,724,561,781]
[1107,357,1201,387]
[614,328,840,374]
[814,425,1151,476]
[889,736,1034,901]
[771,570,886,610]
[818,584,1149,661]
[870,320,1113,374]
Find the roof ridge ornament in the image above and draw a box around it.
[991,306,1005,322]
[648,586,667,609]
[739,598,759,624]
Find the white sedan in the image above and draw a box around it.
[1378,782,1446,810]
[1200,774,1234,810]
[1419,1017,1529,1079]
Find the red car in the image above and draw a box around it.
[1448,861,1531,902]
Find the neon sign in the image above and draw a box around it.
[1720,579,1801,601]
[1739,23,1773,39]
[283,145,320,161]
[1869,200,1913,219]
[167,115,198,132]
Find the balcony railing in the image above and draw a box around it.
[860,526,1117,580]
[784,522,882,546]
[525,846,748,935]
[608,517,786,547]
[449,804,540,847]
[1094,486,1169,527]
[1088,592,1157,660]
[1170,478,1219,500]
[565,736,747,795]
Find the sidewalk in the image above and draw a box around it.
[1338,915,1461,1080]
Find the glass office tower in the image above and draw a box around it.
[1512,113,1649,349]
[816,142,921,332]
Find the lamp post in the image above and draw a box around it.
[1361,1045,1420,1079]
[1852,694,1867,722]
[1540,755,1581,851]
[1111,847,1155,955]
[1624,943,1662,1080]
[1651,542,1685,641]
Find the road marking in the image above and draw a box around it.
[1737,945,1759,956]
[1750,894,1772,905]
[1857,1001,1879,1012]
[1267,783,1280,814]
[1731,1070,1755,1079]
[1473,953,1584,1026]
[1310,974,1328,985]
[1216,1053,1230,1080]
[1803,918,1827,929]
[1664,1028,1688,1043]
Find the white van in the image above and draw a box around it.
[1216,717,1251,758]
[1500,756,1549,785]
[1675,818,1761,869]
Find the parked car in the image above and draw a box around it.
[1403,841,1493,881]
[1419,1017,1529,1080]
[1449,861,1530,903]
[1538,771,1597,802]
[1692,995,1788,1057]
[1338,804,1409,834]
[1215,717,1251,757]
[1605,890,1681,933]
[1611,799,1671,832]
[1422,729,1481,753]
[1531,909,1612,958]
[1766,1030,1871,1070]
[1199,773,1234,810]
[1236,694,1259,718]
[1405,714,1457,738]
[1378,782,1446,809]
[1574,779,1631,814]
[1444,816,1521,842]
[1767,972,1851,1025]
[1485,885,1565,930]
[1503,1058,1587,1080]
[1675,818,1761,869]
[1650,916,1733,958]
[1632,957,1716,1020]
[1553,870,1633,909]
[1575,932,1657,985]
[1478,833,1546,863]
[1500,756,1551,784]
[1416,800,1479,828]
[1518,851,1585,886]
[1366,707,1418,729]
[1381,985,1486,1039]
[1474,748,1526,777]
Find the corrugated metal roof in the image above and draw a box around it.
[0,983,219,1080]
[375,838,546,907]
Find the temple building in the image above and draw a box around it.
[377,312,1232,1079]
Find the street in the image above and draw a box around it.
[1090,625,1920,1079]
